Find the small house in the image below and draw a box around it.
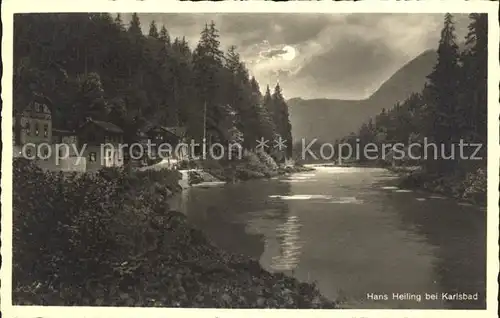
[146,125,189,167]
[124,129,151,167]
[52,129,79,157]
[78,118,124,171]
[13,93,53,158]
[13,93,87,172]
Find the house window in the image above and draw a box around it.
[35,122,39,136]
[89,152,96,162]
[25,121,31,135]
[44,124,48,137]
[42,148,49,159]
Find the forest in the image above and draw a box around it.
[337,13,487,202]
[14,13,293,159]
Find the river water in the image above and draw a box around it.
[169,166,486,309]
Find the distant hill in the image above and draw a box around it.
[288,49,437,144]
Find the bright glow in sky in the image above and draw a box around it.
[124,13,469,99]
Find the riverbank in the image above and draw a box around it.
[393,166,486,206]
[12,158,336,308]
[187,150,315,185]
[304,161,486,206]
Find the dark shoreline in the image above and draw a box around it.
[387,167,487,207]
[301,162,487,207]
[13,159,337,308]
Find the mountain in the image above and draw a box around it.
[287,49,437,145]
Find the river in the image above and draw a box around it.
[168,166,486,309]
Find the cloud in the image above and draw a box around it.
[124,13,470,99]
[260,48,288,59]
[290,36,399,98]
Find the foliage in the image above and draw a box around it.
[14,13,293,161]
[13,158,181,302]
[255,148,279,171]
[13,158,334,308]
[341,13,487,200]
[462,167,487,203]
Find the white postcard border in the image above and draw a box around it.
[1,1,499,318]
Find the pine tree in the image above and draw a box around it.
[148,20,159,39]
[271,83,293,158]
[114,13,123,27]
[14,14,298,164]
[159,25,171,46]
[460,13,487,144]
[424,13,461,173]
[192,21,227,143]
[263,85,273,114]
[128,13,142,37]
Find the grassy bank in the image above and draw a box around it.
[13,158,336,308]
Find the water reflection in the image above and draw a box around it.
[169,167,486,309]
[177,180,292,260]
[270,215,304,271]
[388,191,486,309]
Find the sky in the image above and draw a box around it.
[121,13,469,100]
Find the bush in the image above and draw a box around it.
[462,167,487,204]
[399,166,486,205]
[13,159,181,303]
[178,160,198,170]
[255,149,279,171]
[235,168,266,180]
[188,170,204,185]
[12,158,337,308]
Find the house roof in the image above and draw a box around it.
[19,93,53,115]
[33,92,53,105]
[162,126,186,137]
[80,118,124,133]
[52,128,76,135]
[148,125,186,138]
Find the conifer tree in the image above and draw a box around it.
[192,21,226,142]
[148,20,159,39]
[128,13,142,36]
[159,25,171,46]
[272,83,293,158]
[424,13,461,173]
[459,13,488,144]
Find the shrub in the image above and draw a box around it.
[12,159,181,301]
[255,149,279,171]
[188,170,204,185]
[12,158,337,308]
[241,150,270,175]
[462,167,487,204]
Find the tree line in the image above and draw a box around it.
[14,13,293,160]
[339,13,487,176]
